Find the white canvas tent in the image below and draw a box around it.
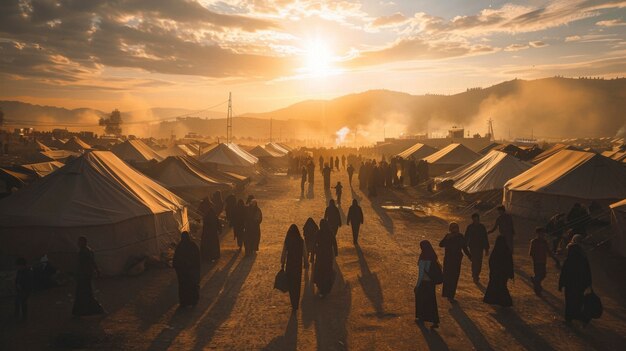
[18,161,64,178]
[197,143,258,175]
[249,145,282,158]
[610,199,626,257]
[436,150,532,194]
[396,143,438,160]
[62,136,91,152]
[422,143,481,176]
[0,151,188,275]
[159,144,197,158]
[531,143,579,164]
[504,150,626,219]
[112,139,164,163]
[265,142,290,156]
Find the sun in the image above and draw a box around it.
[301,39,334,77]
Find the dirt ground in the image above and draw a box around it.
[1,170,626,350]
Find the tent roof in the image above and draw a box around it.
[0,151,185,227]
[423,143,481,165]
[33,150,79,163]
[531,143,579,164]
[265,142,290,156]
[112,139,164,163]
[159,144,196,157]
[505,150,626,200]
[19,161,64,178]
[62,136,91,152]
[397,143,438,159]
[0,167,33,185]
[437,150,533,194]
[478,142,501,155]
[150,156,233,190]
[249,145,282,158]
[197,143,258,167]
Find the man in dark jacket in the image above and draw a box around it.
[465,213,489,282]
[324,199,341,256]
[346,199,364,244]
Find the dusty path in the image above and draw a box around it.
[1,171,625,350]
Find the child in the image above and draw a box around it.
[15,257,33,321]
[529,227,559,296]
[334,181,343,205]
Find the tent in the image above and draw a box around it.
[478,142,501,155]
[436,150,532,195]
[18,161,64,178]
[197,143,258,175]
[504,150,626,219]
[148,156,233,201]
[531,143,579,164]
[36,149,79,163]
[249,145,282,158]
[62,136,91,152]
[422,143,481,176]
[159,144,197,158]
[610,199,626,257]
[112,139,164,163]
[0,151,188,275]
[396,143,438,160]
[265,142,290,156]
[0,168,34,194]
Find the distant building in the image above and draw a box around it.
[448,127,465,139]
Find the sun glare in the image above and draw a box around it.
[302,39,335,77]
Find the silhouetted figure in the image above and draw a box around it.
[233,199,246,250]
[211,190,224,216]
[224,194,236,228]
[323,163,331,189]
[559,235,592,324]
[530,227,558,296]
[303,217,319,263]
[488,206,516,254]
[347,164,354,186]
[72,236,104,316]
[330,156,334,171]
[567,203,589,237]
[245,199,263,256]
[484,235,514,307]
[358,162,367,190]
[368,163,378,197]
[14,257,32,321]
[313,219,335,298]
[465,213,489,282]
[173,232,201,307]
[334,157,339,170]
[334,181,343,205]
[300,166,307,197]
[439,223,471,300]
[281,225,309,310]
[341,155,346,169]
[546,213,566,254]
[324,199,341,256]
[318,156,324,174]
[32,255,57,291]
[346,199,364,244]
[201,206,221,262]
[415,241,440,328]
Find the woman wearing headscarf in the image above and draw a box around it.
[346,199,364,245]
[314,219,335,298]
[324,199,341,256]
[415,240,440,328]
[232,199,247,251]
[281,225,309,310]
[72,236,104,316]
[559,235,592,324]
[173,232,201,307]
[245,199,263,256]
[303,218,319,263]
[201,205,222,262]
[483,235,514,307]
[439,223,471,300]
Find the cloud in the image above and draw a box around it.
[505,43,530,51]
[596,19,626,26]
[371,12,408,28]
[529,40,548,47]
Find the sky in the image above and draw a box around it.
[0,0,625,114]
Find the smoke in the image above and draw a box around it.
[335,126,350,145]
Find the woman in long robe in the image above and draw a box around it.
[244,200,263,256]
[303,218,319,263]
[173,232,201,307]
[232,199,246,250]
[201,206,221,262]
[314,219,335,298]
[324,200,341,256]
[281,225,309,310]
[72,236,104,316]
[484,235,514,307]
[439,223,471,300]
[415,240,440,328]
[559,235,592,324]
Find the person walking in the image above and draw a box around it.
[300,166,307,198]
[559,235,592,325]
[14,257,33,321]
[488,206,516,254]
[323,163,331,190]
[281,225,309,310]
[72,236,104,316]
[415,240,440,328]
[201,205,221,262]
[347,164,355,187]
[346,199,364,244]
[334,157,339,171]
[439,223,471,300]
[484,235,514,307]
[245,199,263,256]
[313,219,335,298]
[173,232,201,307]
[465,213,489,282]
[334,181,343,205]
[529,227,559,296]
[324,199,342,256]
[303,217,319,263]
[232,199,246,251]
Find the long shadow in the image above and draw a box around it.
[448,302,494,351]
[350,189,362,203]
[492,308,556,351]
[417,322,449,351]
[354,245,397,319]
[369,196,394,234]
[191,255,257,350]
[324,188,333,205]
[301,267,316,329]
[314,265,352,351]
[261,312,298,351]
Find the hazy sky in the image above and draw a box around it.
[1,0,625,113]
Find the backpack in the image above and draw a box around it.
[427,261,443,285]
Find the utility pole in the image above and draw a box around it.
[226,92,233,144]
[269,117,272,143]
[487,118,495,141]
